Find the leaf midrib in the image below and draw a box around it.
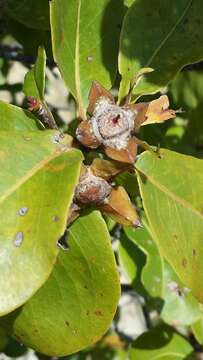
[75,0,85,119]
[0,149,74,205]
[135,166,203,220]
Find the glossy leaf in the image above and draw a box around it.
[136,149,203,302]
[125,226,163,298]
[0,131,82,315]
[118,234,146,295]
[169,71,203,154]
[119,0,203,101]
[192,318,203,345]
[125,223,201,325]
[5,0,50,30]
[50,0,124,118]
[161,262,201,326]
[1,211,120,356]
[23,47,46,100]
[0,101,41,131]
[0,131,71,199]
[129,325,193,360]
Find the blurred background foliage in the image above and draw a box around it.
[1,0,203,359]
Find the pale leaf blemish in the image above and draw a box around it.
[167,281,182,296]
[87,56,93,62]
[13,232,24,247]
[22,136,32,141]
[17,207,29,216]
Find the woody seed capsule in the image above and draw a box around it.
[74,169,111,205]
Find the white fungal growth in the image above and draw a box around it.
[91,98,137,150]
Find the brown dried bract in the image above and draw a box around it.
[91,158,132,181]
[105,137,138,164]
[130,95,176,131]
[100,186,141,228]
[87,80,114,115]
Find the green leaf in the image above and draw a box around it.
[0,327,8,351]
[119,0,203,101]
[192,318,203,345]
[118,233,146,295]
[125,221,201,325]
[125,222,201,325]
[0,131,83,315]
[50,0,124,118]
[136,149,203,303]
[124,0,135,7]
[23,46,46,100]
[1,211,120,356]
[125,225,163,298]
[161,262,201,326]
[169,71,203,154]
[129,325,193,360]
[5,0,50,30]
[0,101,42,131]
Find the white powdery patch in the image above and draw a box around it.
[92,98,137,150]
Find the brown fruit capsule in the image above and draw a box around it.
[74,169,112,205]
[91,98,136,150]
[76,120,100,148]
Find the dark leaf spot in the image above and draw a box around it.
[53,215,60,222]
[94,310,103,316]
[182,258,187,268]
